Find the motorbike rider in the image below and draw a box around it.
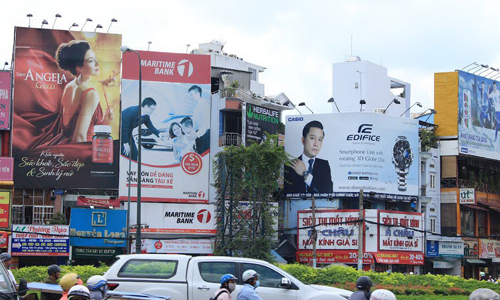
[87,275,108,300]
[212,274,238,300]
[41,265,62,300]
[237,270,262,300]
[68,285,91,300]
[350,276,373,300]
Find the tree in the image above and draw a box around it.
[49,212,67,225]
[212,135,289,261]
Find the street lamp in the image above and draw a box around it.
[283,100,302,115]
[27,14,33,28]
[327,97,340,113]
[400,102,422,117]
[359,99,366,112]
[3,62,8,71]
[69,23,79,30]
[108,18,117,33]
[186,44,190,53]
[383,98,401,114]
[121,45,143,254]
[52,14,61,29]
[148,41,152,51]
[41,20,48,29]
[298,102,314,114]
[94,24,103,32]
[81,18,92,31]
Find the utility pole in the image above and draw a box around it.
[358,189,364,271]
[312,195,317,268]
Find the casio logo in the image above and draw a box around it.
[288,117,304,122]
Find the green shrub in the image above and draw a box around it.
[12,265,108,284]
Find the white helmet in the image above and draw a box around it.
[370,289,397,300]
[68,285,90,300]
[86,275,108,291]
[469,288,500,300]
[242,270,260,282]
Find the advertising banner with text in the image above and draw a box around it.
[284,113,419,200]
[458,70,500,161]
[119,51,211,203]
[12,27,122,188]
[245,103,279,146]
[11,224,69,256]
[131,238,213,254]
[0,71,11,130]
[296,250,374,264]
[0,158,13,181]
[0,191,10,228]
[378,211,423,252]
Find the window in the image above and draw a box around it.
[12,189,54,224]
[118,259,177,279]
[241,263,283,288]
[249,68,257,81]
[199,262,236,284]
[430,217,437,233]
[430,173,436,189]
[461,208,475,237]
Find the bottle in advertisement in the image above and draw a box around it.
[92,125,113,164]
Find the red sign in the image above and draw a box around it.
[374,251,424,265]
[76,196,120,208]
[0,191,10,228]
[0,231,8,248]
[122,51,211,84]
[0,71,10,130]
[296,250,374,264]
[0,158,13,181]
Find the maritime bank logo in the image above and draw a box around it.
[177,59,194,77]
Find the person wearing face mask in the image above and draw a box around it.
[212,274,238,300]
[237,270,262,300]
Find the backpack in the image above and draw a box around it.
[210,289,229,300]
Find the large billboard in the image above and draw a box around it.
[11,224,69,256]
[284,113,419,200]
[119,51,211,203]
[244,103,280,145]
[378,211,423,252]
[0,71,11,130]
[69,208,127,247]
[12,27,122,188]
[458,70,500,160]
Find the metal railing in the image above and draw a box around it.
[441,178,500,194]
[219,132,242,147]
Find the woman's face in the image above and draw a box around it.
[172,124,182,137]
[79,49,99,76]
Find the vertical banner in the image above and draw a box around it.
[0,158,13,181]
[119,51,211,203]
[0,191,10,228]
[0,71,11,130]
[245,103,280,146]
[12,27,122,188]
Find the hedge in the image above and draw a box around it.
[12,265,108,284]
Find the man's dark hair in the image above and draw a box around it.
[180,117,193,127]
[302,120,324,138]
[141,97,157,107]
[188,85,202,96]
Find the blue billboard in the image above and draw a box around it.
[70,208,127,247]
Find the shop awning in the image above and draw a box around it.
[433,260,454,269]
[466,259,487,265]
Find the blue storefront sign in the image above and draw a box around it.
[426,240,439,257]
[426,240,464,258]
[70,208,127,247]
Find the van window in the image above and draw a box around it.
[118,259,177,279]
[199,262,236,283]
[241,263,283,288]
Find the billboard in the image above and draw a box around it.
[0,191,10,228]
[131,238,213,254]
[11,224,69,256]
[69,208,127,247]
[0,158,13,181]
[378,211,423,252]
[458,70,500,160]
[119,51,211,203]
[12,27,122,188]
[244,103,280,145]
[0,71,11,130]
[129,203,216,235]
[284,113,419,200]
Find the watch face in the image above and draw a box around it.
[393,139,412,168]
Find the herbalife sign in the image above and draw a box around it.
[245,103,280,146]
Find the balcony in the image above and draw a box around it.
[219,132,242,147]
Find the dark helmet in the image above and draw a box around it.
[48,264,61,276]
[356,276,373,290]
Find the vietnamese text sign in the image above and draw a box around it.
[0,71,11,130]
[0,231,8,248]
[69,208,127,247]
[0,158,13,181]
[131,239,213,254]
[374,252,424,265]
[459,188,475,204]
[479,239,500,261]
[129,203,215,235]
[426,240,439,257]
[119,51,211,203]
[458,71,500,161]
[378,211,423,252]
[297,210,359,250]
[11,224,69,256]
[439,241,464,258]
[464,239,479,258]
[12,27,122,189]
[245,103,279,146]
[0,191,10,228]
[284,113,419,200]
[72,246,124,258]
[76,196,120,208]
[296,250,374,264]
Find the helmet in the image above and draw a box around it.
[48,265,61,276]
[370,289,397,300]
[68,285,90,300]
[86,275,107,291]
[0,253,11,261]
[60,273,79,291]
[242,270,260,282]
[469,288,500,300]
[356,276,373,290]
[480,272,486,277]
[220,274,238,285]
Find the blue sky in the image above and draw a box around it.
[2,0,500,116]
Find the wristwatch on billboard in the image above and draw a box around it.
[392,136,413,191]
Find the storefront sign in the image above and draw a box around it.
[128,203,215,235]
[374,252,424,265]
[439,241,464,258]
[11,225,69,256]
[0,191,10,228]
[296,250,374,264]
[464,240,479,258]
[459,188,475,204]
[76,196,120,208]
[433,260,454,269]
[72,246,124,258]
[479,239,500,261]
[0,158,13,181]
[245,103,280,146]
[131,239,213,254]
[426,240,439,257]
[0,231,8,248]
[378,211,423,252]
[69,208,127,247]
[297,210,359,250]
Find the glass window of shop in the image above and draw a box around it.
[478,211,487,237]
[461,207,475,237]
[12,189,54,224]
